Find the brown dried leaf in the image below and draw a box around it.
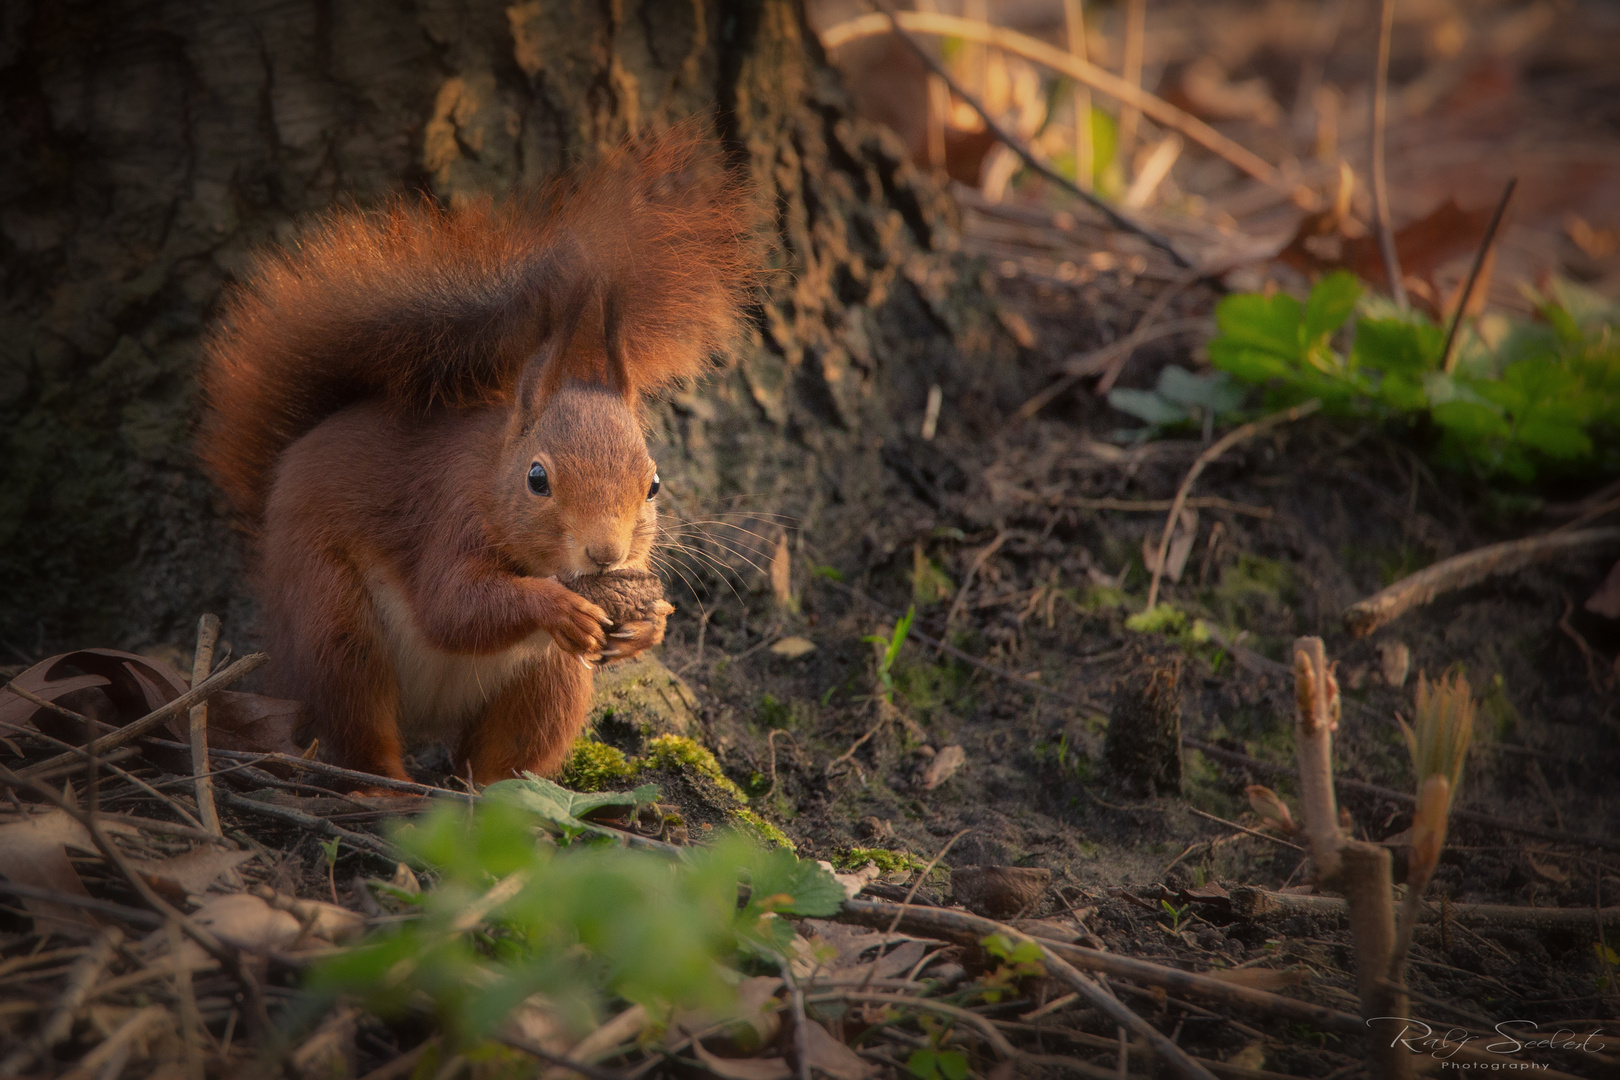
[690,1039,792,1080]
[1527,855,1570,884]
[191,893,301,951]
[130,848,257,900]
[1143,508,1199,583]
[1584,558,1620,619]
[799,1021,876,1080]
[920,744,966,790]
[0,809,100,939]
[951,865,1051,918]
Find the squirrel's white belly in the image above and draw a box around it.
[366,577,553,748]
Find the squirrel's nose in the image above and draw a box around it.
[586,544,626,571]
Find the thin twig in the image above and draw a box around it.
[1344,526,1620,637]
[1183,806,1304,851]
[824,11,1297,200]
[1440,177,1517,374]
[0,719,209,833]
[938,532,1005,653]
[1184,737,1620,855]
[188,614,223,836]
[19,653,268,778]
[1370,0,1406,308]
[495,1035,627,1080]
[871,2,1190,267]
[216,789,403,860]
[807,991,1020,1059]
[0,927,122,1075]
[0,762,272,1037]
[1145,401,1322,610]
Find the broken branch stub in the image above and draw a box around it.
[1291,637,1342,882]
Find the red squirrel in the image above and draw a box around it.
[198,130,758,784]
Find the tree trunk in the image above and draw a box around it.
[0,0,1026,655]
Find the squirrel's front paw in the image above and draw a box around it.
[599,600,674,664]
[536,581,612,658]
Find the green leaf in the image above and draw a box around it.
[1431,400,1511,442]
[483,775,661,837]
[1156,365,1247,415]
[1303,271,1362,344]
[1516,415,1592,459]
[742,847,845,917]
[1214,292,1303,357]
[907,1048,940,1080]
[1207,341,1297,383]
[937,1050,970,1080]
[1107,388,1188,426]
[1352,316,1443,375]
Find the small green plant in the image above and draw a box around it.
[976,933,1046,1004]
[1109,364,1247,437]
[318,837,341,904]
[1209,272,1620,480]
[863,606,916,706]
[911,548,955,607]
[1159,899,1191,934]
[833,847,926,875]
[309,796,843,1048]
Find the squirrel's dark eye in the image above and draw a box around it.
[527,462,551,497]
[646,472,660,501]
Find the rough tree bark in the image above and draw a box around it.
[0,0,1031,654]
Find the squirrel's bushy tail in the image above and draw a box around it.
[199,126,760,525]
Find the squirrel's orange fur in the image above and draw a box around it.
[198,129,758,784]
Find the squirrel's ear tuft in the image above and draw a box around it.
[542,122,764,397]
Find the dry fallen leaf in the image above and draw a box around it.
[191,893,302,951]
[689,1039,792,1080]
[819,860,880,902]
[131,847,257,901]
[1584,558,1620,619]
[1143,507,1199,583]
[798,1021,875,1080]
[1527,855,1570,884]
[0,809,102,939]
[769,636,817,659]
[920,744,966,790]
[1379,642,1412,688]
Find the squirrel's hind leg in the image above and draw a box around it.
[457,646,592,786]
[261,550,411,784]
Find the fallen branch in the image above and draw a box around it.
[187,614,224,837]
[1343,527,1620,637]
[1145,401,1322,611]
[823,11,1297,200]
[870,3,1189,268]
[1228,887,1620,931]
[216,790,404,860]
[18,652,268,778]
